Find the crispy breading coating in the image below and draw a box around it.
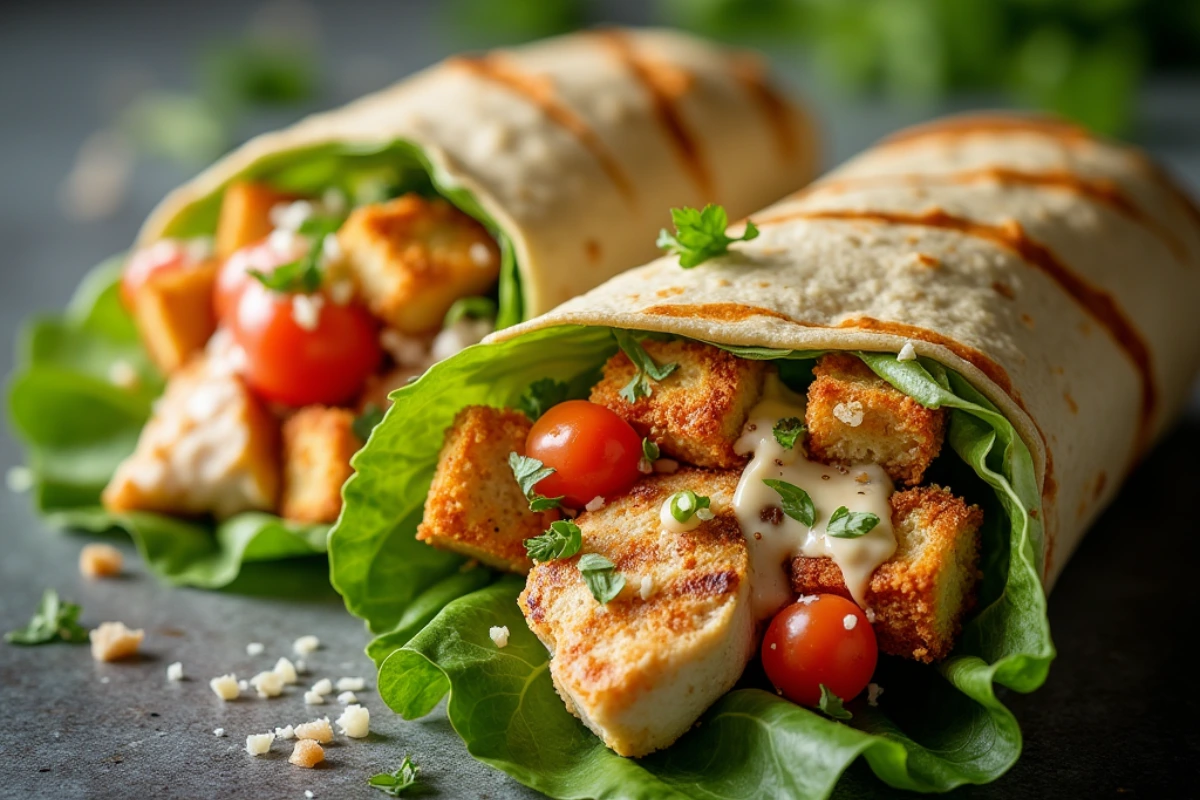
[280,406,361,524]
[130,260,218,374]
[215,181,296,259]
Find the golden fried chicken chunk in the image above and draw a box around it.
[280,407,362,524]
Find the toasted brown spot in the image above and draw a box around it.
[655,286,685,298]
[879,114,1091,148]
[992,281,1015,300]
[1064,392,1078,414]
[1021,313,1035,329]
[914,253,940,268]
[678,570,739,598]
[641,302,792,323]
[586,239,602,262]
[729,54,800,162]
[1093,471,1107,501]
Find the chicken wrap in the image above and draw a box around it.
[8,28,814,587]
[328,113,1200,797]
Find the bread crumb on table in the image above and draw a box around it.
[289,739,325,768]
[89,621,144,662]
[79,543,123,578]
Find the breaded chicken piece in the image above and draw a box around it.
[806,353,946,485]
[417,406,558,573]
[131,259,219,374]
[215,181,297,259]
[520,469,754,758]
[590,339,766,469]
[336,195,500,335]
[102,350,280,519]
[280,407,361,524]
[790,484,982,663]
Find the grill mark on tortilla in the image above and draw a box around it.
[595,29,714,200]
[802,167,1190,263]
[450,54,635,202]
[729,55,799,162]
[641,302,793,323]
[761,208,1158,456]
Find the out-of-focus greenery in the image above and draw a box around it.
[660,0,1200,134]
[442,0,584,45]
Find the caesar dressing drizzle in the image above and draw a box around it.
[733,374,896,618]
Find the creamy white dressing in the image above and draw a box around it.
[733,375,896,618]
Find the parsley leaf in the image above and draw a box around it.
[763,479,815,527]
[508,453,563,511]
[773,417,805,450]
[667,490,711,524]
[578,553,626,604]
[249,215,343,294]
[5,589,89,646]
[613,329,678,403]
[642,437,660,462]
[352,404,386,442]
[367,754,420,796]
[656,203,760,268]
[517,378,570,421]
[818,684,852,720]
[524,520,582,562]
[444,296,498,327]
[826,506,881,539]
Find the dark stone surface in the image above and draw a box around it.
[2,1,1199,798]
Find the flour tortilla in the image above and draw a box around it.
[136,27,817,318]
[491,113,1200,586]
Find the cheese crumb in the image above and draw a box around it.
[303,691,325,705]
[90,621,144,662]
[107,359,139,389]
[251,670,284,698]
[335,704,370,738]
[293,635,320,655]
[167,662,184,681]
[769,642,777,650]
[637,457,653,474]
[238,680,250,691]
[275,725,295,740]
[289,739,325,768]
[488,626,510,648]
[295,659,307,674]
[335,677,365,692]
[327,279,353,305]
[865,607,877,624]
[245,732,275,756]
[80,543,123,578]
[294,718,333,743]
[585,496,606,512]
[638,576,656,601]
[274,657,299,685]
[897,342,917,362]
[843,614,858,630]
[210,674,239,701]
[832,401,865,427]
[695,507,715,521]
[337,691,358,705]
[867,683,884,707]
[291,294,324,332]
[469,241,493,268]
[305,792,314,799]
[796,595,819,605]
[246,642,265,656]
[652,458,680,474]
[213,728,226,737]
[310,678,333,695]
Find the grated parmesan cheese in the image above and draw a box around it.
[489,626,510,648]
[293,635,320,655]
[303,691,325,705]
[213,728,226,737]
[246,642,265,656]
[167,662,184,682]
[289,739,324,768]
[80,543,123,578]
[294,718,333,743]
[310,678,333,695]
[210,674,239,701]
[337,691,358,705]
[832,401,865,427]
[867,683,884,707]
[796,595,819,605]
[843,614,858,630]
[335,677,365,692]
[90,621,144,662]
[585,496,606,512]
[251,670,284,698]
[291,294,324,332]
[335,704,370,738]
[274,657,299,685]
[897,342,917,362]
[275,725,295,740]
[245,732,275,756]
[638,576,656,601]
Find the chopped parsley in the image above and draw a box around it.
[818,684,852,720]
[772,417,805,450]
[352,404,386,442]
[825,506,881,539]
[508,453,563,512]
[5,589,89,646]
[642,437,660,462]
[524,520,582,562]
[656,203,759,268]
[367,755,420,796]
[763,479,815,527]
[517,378,570,421]
[578,553,626,604]
[667,490,712,524]
[444,296,498,327]
[613,330,678,403]
[249,215,343,294]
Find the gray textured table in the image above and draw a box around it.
[3,2,1199,798]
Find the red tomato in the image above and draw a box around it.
[229,280,382,407]
[761,594,877,708]
[214,239,304,322]
[525,400,643,507]
[120,241,193,307]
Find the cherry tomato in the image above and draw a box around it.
[120,240,194,307]
[229,279,382,407]
[214,239,303,322]
[525,400,643,507]
[761,594,877,708]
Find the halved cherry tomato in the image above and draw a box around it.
[229,279,382,407]
[525,400,643,507]
[214,239,304,322]
[761,594,877,708]
[120,241,194,307]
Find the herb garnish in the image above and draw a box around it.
[818,684,852,720]
[773,417,805,450]
[367,755,420,796]
[656,204,760,268]
[763,479,816,527]
[642,438,660,462]
[249,215,343,294]
[524,520,583,562]
[352,404,386,442]
[5,589,89,646]
[517,378,570,421]
[667,490,712,524]
[444,296,498,327]
[825,506,881,539]
[613,330,678,403]
[578,553,626,604]
[508,453,563,512]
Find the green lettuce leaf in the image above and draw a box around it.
[332,325,1055,797]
